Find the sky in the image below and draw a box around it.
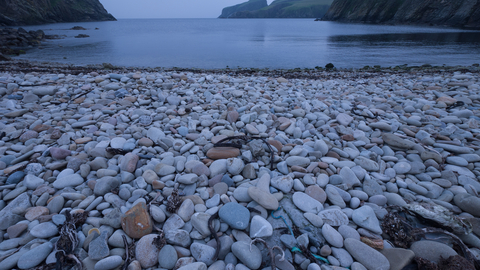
[99,0,274,19]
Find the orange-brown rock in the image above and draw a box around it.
[436,96,457,105]
[121,202,153,239]
[206,147,240,159]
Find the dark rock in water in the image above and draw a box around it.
[322,0,480,28]
[75,34,90,38]
[0,0,116,26]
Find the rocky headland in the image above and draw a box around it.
[0,0,116,26]
[219,0,333,19]
[0,61,480,270]
[322,0,480,29]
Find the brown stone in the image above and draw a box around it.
[206,147,240,159]
[436,96,457,105]
[326,151,340,159]
[50,147,72,159]
[25,206,50,221]
[227,111,239,124]
[211,135,227,144]
[7,223,28,238]
[138,137,154,147]
[152,180,165,190]
[305,185,327,204]
[19,130,39,142]
[51,129,62,139]
[268,139,283,152]
[33,184,55,196]
[32,124,52,132]
[318,162,329,169]
[121,202,153,239]
[75,137,92,144]
[291,165,307,173]
[341,134,354,141]
[120,153,139,173]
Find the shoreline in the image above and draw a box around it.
[1,59,480,270]
[1,59,480,77]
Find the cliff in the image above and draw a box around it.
[322,0,480,28]
[219,0,268,18]
[220,0,333,18]
[0,0,116,26]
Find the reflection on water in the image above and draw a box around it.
[14,19,480,69]
[329,32,480,45]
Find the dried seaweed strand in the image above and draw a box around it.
[208,212,221,262]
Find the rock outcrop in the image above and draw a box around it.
[322,0,480,28]
[219,0,268,18]
[0,0,116,26]
[220,0,333,18]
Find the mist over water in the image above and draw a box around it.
[15,19,480,69]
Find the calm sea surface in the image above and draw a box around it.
[15,18,480,69]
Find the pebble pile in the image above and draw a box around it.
[1,66,480,270]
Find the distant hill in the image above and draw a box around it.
[0,0,116,26]
[322,0,480,28]
[219,0,334,18]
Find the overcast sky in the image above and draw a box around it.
[99,0,273,19]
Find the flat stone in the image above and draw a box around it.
[206,147,240,159]
[52,173,84,189]
[292,192,323,213]
[49,147,71,159]
[231,241,262,269]
[135,234,162,268]
[305,185,327,204]
[218,202,250,230]
[344,238,390,270]
[94,255,123,270]
[17,242,53,269]
[382,133,416,150]
[0,192,31,230]
[322,223,343,248]
[352,206,382,234]
[248,186,279,210]
[271,175,294,193]
[158,245,178,269]
[318,209,349,226]
[191,242,216,266]
[250,215,273,238]
[410,240,457,263]
[454,193,480,217]
[30,222,58,238]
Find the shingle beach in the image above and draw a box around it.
[1,61,480,270]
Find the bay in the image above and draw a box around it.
[15,18,480,69]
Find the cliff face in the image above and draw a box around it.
[0,0,116,26]
[220,0,333,18]
[219,0,268,18]
[322,0,480,28]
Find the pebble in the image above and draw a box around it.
[0,67,479,270]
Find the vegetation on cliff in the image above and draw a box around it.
[0,0,116,26]
[220,0,333,18]
[322,0,480,28]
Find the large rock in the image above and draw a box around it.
[322,0,480,28]
[0,0,116,26]
[121,202,153,239]
[0,192,31,230]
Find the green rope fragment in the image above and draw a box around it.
[271,207,294,237]
[291,247,330,264]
